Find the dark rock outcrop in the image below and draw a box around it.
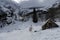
[42,18,59,30]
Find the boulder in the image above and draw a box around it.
[42,18,59,30]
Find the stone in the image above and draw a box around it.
[42,18,59,30]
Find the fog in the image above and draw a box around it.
[18,0,57,8]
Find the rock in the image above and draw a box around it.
[42,18,59,30]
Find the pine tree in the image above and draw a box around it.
[46,7,56,21]
[32,8,38,23]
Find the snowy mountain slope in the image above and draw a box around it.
[0,0,20,14]
[0,19,43,33]
[0,28,60,40]
[0,0,60,40]
[0,19,60,40]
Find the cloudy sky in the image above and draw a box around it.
[12,0,58,8]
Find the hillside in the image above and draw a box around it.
[0,19,60,40]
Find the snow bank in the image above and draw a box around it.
[0,20,60,40]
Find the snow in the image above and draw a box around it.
[0,19,60,40]
[0,0,60,40]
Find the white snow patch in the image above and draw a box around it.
[0,20,60,40]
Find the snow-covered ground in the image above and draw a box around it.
[0,19,60,40]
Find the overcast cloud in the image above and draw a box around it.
[0,0,59,9]
[19,0,57,8]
